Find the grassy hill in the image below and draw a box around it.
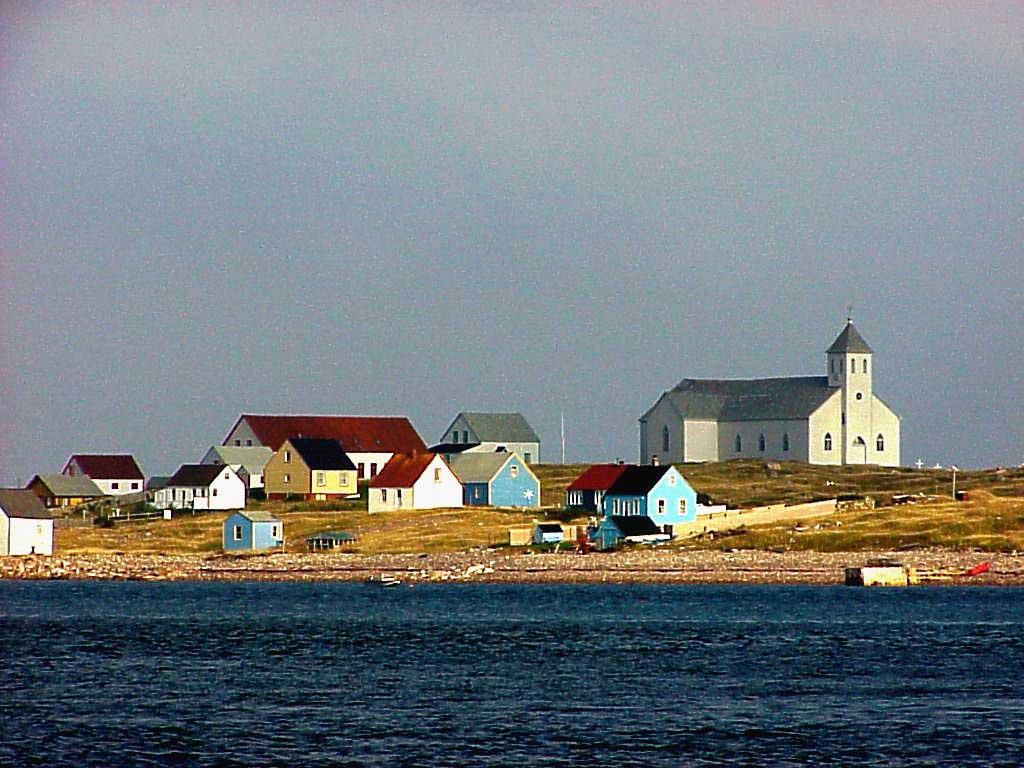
[57,461,1024,555]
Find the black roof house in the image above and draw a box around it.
[288,438,357,471]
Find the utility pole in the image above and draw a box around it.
[951,464,959,500]
[560,412,566,464]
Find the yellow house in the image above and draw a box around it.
[264,438,358,500]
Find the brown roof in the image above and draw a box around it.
[226,415,426,453]
[369,453,439,488]
[167,464,231,487]
[0,489,52,519]
[63,454,144,480]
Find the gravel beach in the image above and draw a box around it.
[3,548,1020,585]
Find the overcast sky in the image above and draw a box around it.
[2,2,1021,482]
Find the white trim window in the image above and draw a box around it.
[233,525,243,541]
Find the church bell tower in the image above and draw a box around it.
[826,318,874,464]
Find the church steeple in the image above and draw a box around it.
[826,318,875,463]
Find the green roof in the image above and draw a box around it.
[457,412,540,443]
[306,530,357,542]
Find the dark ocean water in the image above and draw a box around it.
[2,581,1024,767]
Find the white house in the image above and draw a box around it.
[640,321,901,467]
[368,453,462,513]
[62,454,145,496]
[436,412,541,464]
[200,445,273,490]
[0,489,54,556]
[155,464,246,512]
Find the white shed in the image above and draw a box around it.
[0,489,54,556]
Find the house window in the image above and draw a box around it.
[525,452,532,463]
[370,463,378,477]
[358,463,365,478]
[272,525,279,538]
[474,487,482,500]
[735,435,742,452]
[876,434,885,452]
[434,467,442,483]
[452,431,459,443]
[783,433,790,452]
[112,482,119,490]
[382,489,388,502]
[657,499,665,515]
[662,426,670,452]
[131,482,139,490]
[235,440,241,446]
[284,450,291,463]
[510,465,519,478]
[397,489,403,503]
[679,498,687,515]
[233,525,242,541]
[246,439,252,446]
[212,488,218,496]
[462,431,469,443]
[824,433,833,452]
[758,434,766,452]
[316,472,326,487]
[283,473,291,483]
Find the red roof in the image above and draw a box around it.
[226,414,426,454]
[63,454,144,480]
[370,453,439,488]
[566,463,630,492]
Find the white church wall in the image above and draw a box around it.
[808,394,844,465]
[717,419,809,463]
[683,420,719,462]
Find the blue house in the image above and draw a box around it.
[223,510,283,552]
[449,452,540,508]
[601,465,697,536]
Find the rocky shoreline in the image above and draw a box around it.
[2,548,1022,585]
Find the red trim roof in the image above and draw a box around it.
[370,453,439,488]
[566,463,630,492]
[226,414,426,454]
[63,454,144,480]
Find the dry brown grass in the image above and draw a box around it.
[57,462,1024,556]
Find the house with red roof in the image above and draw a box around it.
[62,454,145,496]
[222,414,426,480]
[565,464,629,513]
[368,453,462,513]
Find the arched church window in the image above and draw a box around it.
[853,436,866,447]
[876,434,885,452]
[735,435,742,452]
[662,426,670,452]
[758,434,765,452]
[783,433,790,452]
[824,433,833,451]
[863,358,868,373]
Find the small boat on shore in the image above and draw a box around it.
[365,574,402,587]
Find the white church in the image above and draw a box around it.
[640,321,901,467]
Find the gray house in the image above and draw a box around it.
[438,412,540,464]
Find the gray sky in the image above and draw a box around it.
[2,2,1022,481]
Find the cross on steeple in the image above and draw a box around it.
[846,304,854,324]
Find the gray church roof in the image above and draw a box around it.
[827,322,873,354]
[665,377,836,422]
[458,413,540,443]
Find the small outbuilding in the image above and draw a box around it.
[306,530,358,551]
[0,489,54,556]
[533,523,565,544]
[591,515,670,551]
[223,511,283,552]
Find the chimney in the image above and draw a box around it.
[651,455,660,466]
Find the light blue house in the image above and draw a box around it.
[533,523,564,544]
[223,510,283,552]
[601,465,698,536]
[449,452,540,508]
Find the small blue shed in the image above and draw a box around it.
[223,510,283,552]
[449,452,540,508]
[533,523,565,544]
